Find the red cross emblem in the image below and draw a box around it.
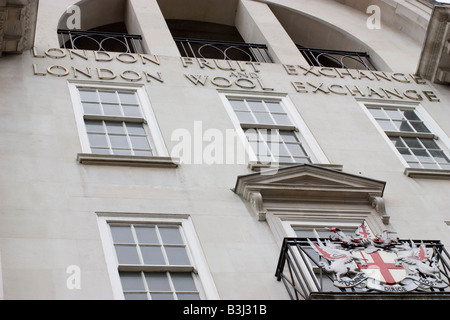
[356,250,406,285]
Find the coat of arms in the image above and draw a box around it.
[308,223,449,292]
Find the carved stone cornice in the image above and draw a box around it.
[417,5,450,84]
[0,0,39,56]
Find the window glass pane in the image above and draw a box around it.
[385,109,404,120]
[79,89,98,102]
[99,91,118,104]
[440,163,450,170]
[145,273,171,291]
[402,110,420,121]
[119,92,139,105]
[390,137,406,148]
[109,135,130,148]
[165,247,190,265]
[408,162,422,168]
[88,133,108,147]
[398,148,415,162]
[265,101,284,113]
[273,143,290,156]
[124,293,148,300]
[171,273,197,292]
[247,100,265,112]
[130,136,151,150]
[122,105,142,117]
[119,272,145,291]
[244,129,259,141]
[159,227,184,245]
[177,293,200,300]
[82,102,101,115]
[412,149,432,162]
[394,121,414,132]
[150,293,174,300]
[103,104,122,116]
[294,157,311,164]
[410,121,430,133]
[279,131,299,143]
[115,245,140,264]
[403,138,422,149]
[135,226,159,244]
[134,150,153,156]
[287,143,307,156]
[113,149,132,155]
[111,225,134,243]
[260,129,276,142]
[254,112,274,124]
[420,139,439,150]
[229,99,247,111]
[105,122,125,134]
[91,148,110,155]
[272,113,292,125]
[422,163,440,169]
[368,108,387,119]
[85,120,104,133]
[430,150,450,163]
[235,111,254,123]
[140,246,165,265]
[126,123,146,135]
[376,119,396,131]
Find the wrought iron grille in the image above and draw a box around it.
[58,29,144,53]
[297,46,376,70]
[275,237,450,300]
[174,38,273,63]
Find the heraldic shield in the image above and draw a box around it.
[308,223,449,293]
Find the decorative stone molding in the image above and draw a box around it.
[248,191,266,221]
[0,0,38,56]
[417,5,450,84]
[234,164,388,224]
[369,195,390,225]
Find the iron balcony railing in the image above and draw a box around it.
[174,37,274,63]
[275,237,450,300]
[297,45,377,70]
[57,29,145,54]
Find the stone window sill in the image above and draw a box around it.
[404,167,450,179]
[77,153,179,168]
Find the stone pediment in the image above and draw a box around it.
[234,164,388,223]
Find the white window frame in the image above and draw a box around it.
[68,81,169,159]
[97,213,219,300]
[218,91,329,167]
[281,220,363,238]
[360,101,450,176]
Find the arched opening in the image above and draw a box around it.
[267,3,379,70]
[157,0,273,62]
[57,0,144,53]
[166,19,271,62]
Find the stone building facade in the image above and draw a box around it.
[0,0,450,300]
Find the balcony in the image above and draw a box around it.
[174,38,273,63]
[275,237,450,300]
[297,46,376,71]
[57,29,144,54]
